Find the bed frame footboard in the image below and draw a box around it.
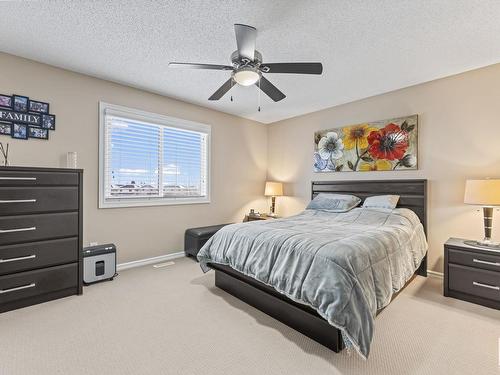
[212,261,426,353]
[213,265,344,352]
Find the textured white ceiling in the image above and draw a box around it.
[0,1,500,123]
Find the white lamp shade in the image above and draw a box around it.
[264,181,283,196]
[464,179,500,206]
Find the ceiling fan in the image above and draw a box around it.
[169,24,323,102]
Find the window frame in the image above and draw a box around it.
[98,102,211,209]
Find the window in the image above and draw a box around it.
[99,102,210,208]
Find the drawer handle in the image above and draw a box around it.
[472,281,500,291]
[0,254,36,263]
[473,258,500,267]
[0,283,36,294]
[0,199,37,204]
[0,177,37,181]
[0,227,36,234]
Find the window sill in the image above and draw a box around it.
[99,197,211,209]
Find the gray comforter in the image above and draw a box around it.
[197,208,428,358]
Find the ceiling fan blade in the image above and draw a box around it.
[208,79,234,100]
[234,24,256,61]
[257,76,286,102]
[260,63,323,75]
[169,62,233,71]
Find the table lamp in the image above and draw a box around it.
[464,179,500,248]
[264,181,283,217]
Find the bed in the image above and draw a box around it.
[197,179,428,358]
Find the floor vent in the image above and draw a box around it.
[153,261,175,268]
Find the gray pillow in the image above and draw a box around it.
[307,193,361,212]
[362,195,400,210]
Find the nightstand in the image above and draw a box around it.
[243,214,278,222]
[444,238,500,310]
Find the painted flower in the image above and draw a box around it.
[367,123,408,160]
[359,159,393,171]
[342,124,377,150]
[399,154,417,168]
[313,152,328,171]
[317,132,344,160]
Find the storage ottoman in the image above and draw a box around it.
[184,223,231,259]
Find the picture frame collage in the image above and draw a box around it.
[0,94,55,140]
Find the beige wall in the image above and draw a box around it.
[267,63,500,273]
[0,53,268,263]
[2,51,499,272]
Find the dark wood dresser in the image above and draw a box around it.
[0,166,83,313]
[444,237,500,310]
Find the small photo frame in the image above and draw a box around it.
[13,95,29,113]
[41,114,55,130]
[0,123,11,135]
[11,123,28,140]
[29,100,49,114]
[28,126,49,140]
[0,95,12,109]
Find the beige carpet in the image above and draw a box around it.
[0,257,499,375]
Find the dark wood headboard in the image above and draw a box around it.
[311,179,427,235]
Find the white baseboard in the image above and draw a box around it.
[117,254,444,278]
[427,270,444,278]
[117,252,186,271]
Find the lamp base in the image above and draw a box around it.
[268,196,277,218]
[463,239,500,250]
[464,207,500,250]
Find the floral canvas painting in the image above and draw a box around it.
[314,115,418,172]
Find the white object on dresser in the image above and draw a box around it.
[66,151,77,168]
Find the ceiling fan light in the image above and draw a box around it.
[233,69,260,86]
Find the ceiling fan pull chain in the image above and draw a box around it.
[258,78,261,112]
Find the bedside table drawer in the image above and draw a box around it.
[448,248,500,272]
[449,264,500,302]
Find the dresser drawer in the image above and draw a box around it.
[448,248,500,272]
[0,263,77,304]
[0,170,78,186]
[0,187,78,216]
[448,264,500,302]
[0,213,78,246]
[0,237,78,275]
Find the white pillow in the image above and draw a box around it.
[362,195,400,210]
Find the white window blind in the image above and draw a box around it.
[99,102,210,208]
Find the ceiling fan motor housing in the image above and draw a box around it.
[231,50,263,67]
[230,50,263,86]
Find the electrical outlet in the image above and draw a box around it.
[89,242,98,246]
